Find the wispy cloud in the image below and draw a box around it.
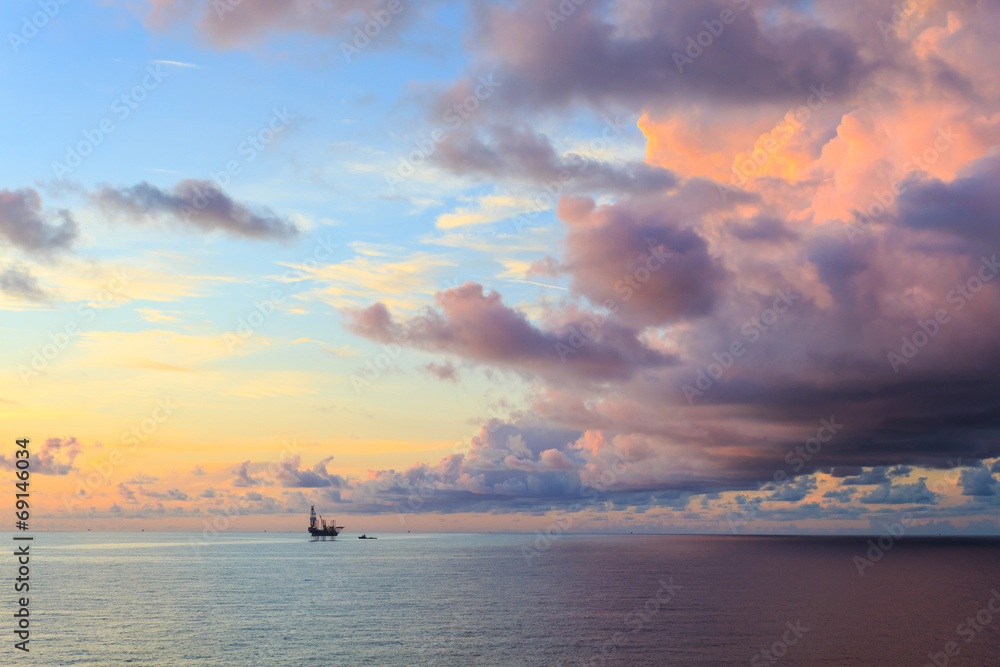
[151,59,203,69]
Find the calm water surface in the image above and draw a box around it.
[1,532,998,665]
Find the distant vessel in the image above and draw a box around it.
[307,506,342,538]
[358,534,377,540]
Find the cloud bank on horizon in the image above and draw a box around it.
[4,0,999,533]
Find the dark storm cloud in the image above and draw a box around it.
[897,151,1000,247]
[689,370,1000,474]
[841,467,890,486]
[0,188,78,253]
[829,467,863,478]
[93,179,299,240]
[959,465,1000,497]
[432,0,866,116]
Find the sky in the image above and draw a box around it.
[2,0,999,535]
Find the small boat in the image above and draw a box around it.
[358,534,377,539]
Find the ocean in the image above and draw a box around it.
[2,532,998,665]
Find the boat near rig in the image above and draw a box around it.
[308,506,343,539]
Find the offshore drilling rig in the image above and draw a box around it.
[307,506,343,538]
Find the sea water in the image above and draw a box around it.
[1,532,998,665]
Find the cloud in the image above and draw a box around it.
[272,455,347,489]
[859,478,940,505]
[127,475,159,484]
[527,256,560,279]
[0,188,77,253]
[421,360,459,382]
[144,0,433,49]
[554,195,729,326]
[839,467,891,486]
[342,281,675,384]
[227,456,348,491]
[0,265,48,301]
[37,438,83,475]
[0,437,83,475]
[433,123,676,195]
[897,151,1000,248]
[889,519,1000,537]
[92,179,299,240]
[323,344,362,358]
[767,476,817,502]
[151,59,203,69]
[823,488,855,503]
[430,0,865,116]
[726,217,799,244]
[232,460,263,487]
[117,484,138,504]
[138,486,191,501]
[959,465,1000,497]
[289,245,455,310]
[341,419,587,514]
